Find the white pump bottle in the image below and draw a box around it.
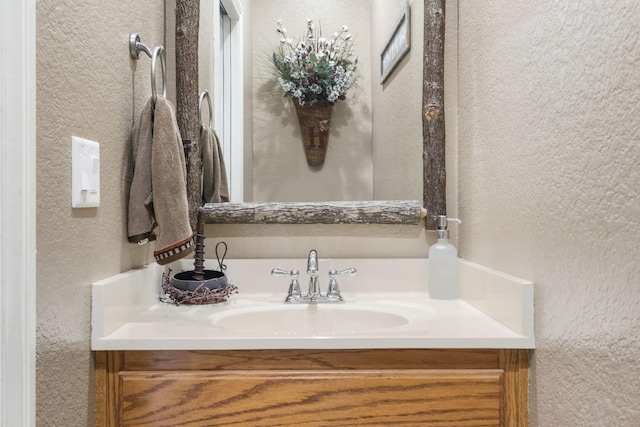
[428,216,462,299]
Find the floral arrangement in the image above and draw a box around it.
[272,19,358,106]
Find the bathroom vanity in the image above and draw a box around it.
[92,258,534,426]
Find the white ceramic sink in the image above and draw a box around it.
[209,304,410,335]
[91,258,535,350]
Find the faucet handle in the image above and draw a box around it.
[326,267,357,302]
[271,268,302,303]
[333,268,357,277]
[271,268,294,277]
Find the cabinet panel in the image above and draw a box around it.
[96,349,528,427]
[120,370,502,426]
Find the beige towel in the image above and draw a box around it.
[128,96,194,265]
[201,125,230,203]
[128,97,156,243]
[151,97,194,264]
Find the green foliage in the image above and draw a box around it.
[272,19,358,106]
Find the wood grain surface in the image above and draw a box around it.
[203,200,424,225]
[120,370,502,426]
[96,349,528,426]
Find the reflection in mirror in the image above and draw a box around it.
[197,0,446,226]
[216,0,244,202]
[247,0,424,203]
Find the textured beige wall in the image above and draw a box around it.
[458,1,640,425]
[36,0,163,424]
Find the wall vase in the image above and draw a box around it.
[293,99,333,167]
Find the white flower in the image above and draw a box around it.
[272,19,358,106]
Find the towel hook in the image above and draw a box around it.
[129,33,152,60]
[129,33,166,104]
[151,46,167,104]
[198,90,213,128]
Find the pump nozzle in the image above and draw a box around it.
[434,215,462,238]
[434,215,462,229]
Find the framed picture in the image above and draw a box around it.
[380,3,411,84]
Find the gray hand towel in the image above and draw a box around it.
[151,97,194,264]
[201,125,230,203]
[127,96,194,264]
[128,97,156,243]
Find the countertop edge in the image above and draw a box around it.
[92,337,536,351]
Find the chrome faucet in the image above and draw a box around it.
[306,249,321,299]
[271,249,356,304]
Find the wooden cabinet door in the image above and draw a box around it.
[119,369,503,426]
[96,349,528,427]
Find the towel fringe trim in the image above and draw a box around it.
[154,236,195,263]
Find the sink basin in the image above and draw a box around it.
[209,305,410,335]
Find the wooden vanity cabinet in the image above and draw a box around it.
[95,349,528,426]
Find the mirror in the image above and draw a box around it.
[171,0,446,227]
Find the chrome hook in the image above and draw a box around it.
[129,33,166,104]
[129,33,151,59]
[198,90,213,128]
[151,45,166,104]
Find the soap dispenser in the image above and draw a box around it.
[428,215,462,299]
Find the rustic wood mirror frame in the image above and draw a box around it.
[175,0,446,230]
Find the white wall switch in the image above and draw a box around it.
[71,136,100,208]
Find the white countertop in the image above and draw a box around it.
[91,258,535,351]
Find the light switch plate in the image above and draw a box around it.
[71,136,100,208]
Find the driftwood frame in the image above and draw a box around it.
[203,200,426,225]
[175,0,446,229]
